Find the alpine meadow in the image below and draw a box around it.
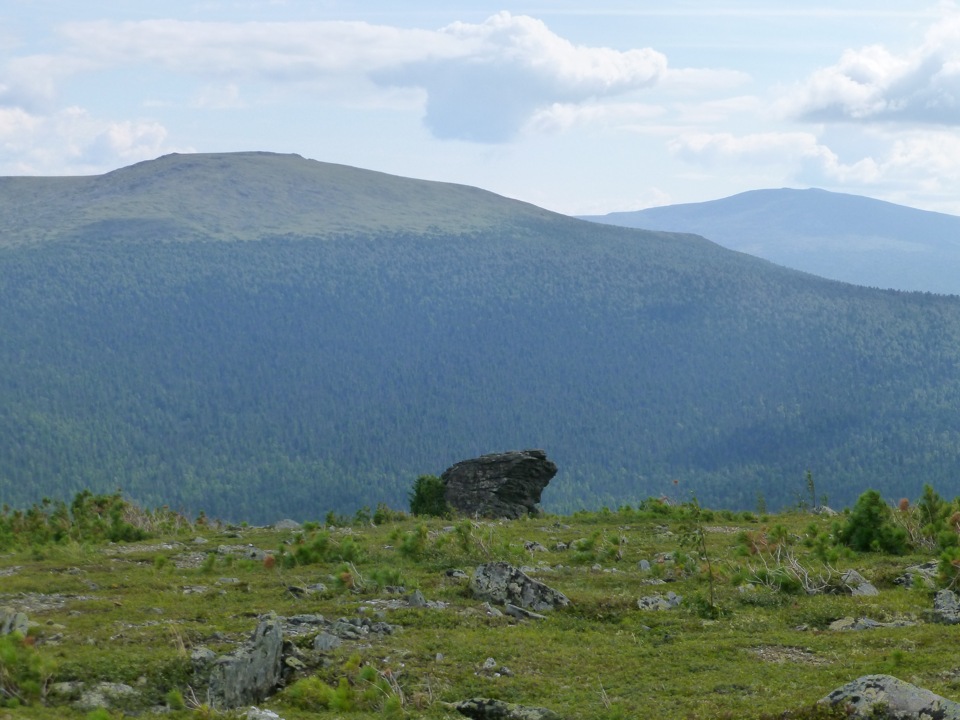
[2,151,960,522]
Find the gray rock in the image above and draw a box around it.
[313,631,342,652]
[248,708,284,720]
[207,614,284,709]
[637,592,682,611]
[524,541,548,553]
[895,561,938,589]
[191,646,217,673]
[820,674,960,718]
[74,682,139,711]
[446,569,469,580]
[407,589,428,607]
[504,604,547,621]
[828,616,915,632]
[934,589,960,624]
[273,519,301,531]
[470,562,570,612]
[453,697,562,720]
[841,569,879,596]
[638,560,651,571]
[0,606,28,636]
[442,450,558,519]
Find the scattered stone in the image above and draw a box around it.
[895,561,938,590]
[933,589,960,624]
[638,560,651,571]
[482,657,497,671]
[841,570,879,596]
[453,697,562,720]
[470,562,569,612]
[442,449,558,519]
[182,585,208,595]
[207,614,284,709]
[217,577,241,585]
[218,544,270,561]
[828,616,915,632]
[273,519,301,531]
[193,537,209,545]
[820,674,960,718]
[637,592,682,611]
[813,505,839,517]
[524,541,548,553]
[0,606,29,636]
[74,682,139,711]
[481,602,504,618]
[504,604,547,621]
[407,590,428,608]
[554,542,568,551]
[313,632,342,652]
[446,569,469,580]
[247,707,284,720]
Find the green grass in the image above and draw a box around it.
[1,505,959,719]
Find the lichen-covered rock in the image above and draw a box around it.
[637,592,682,611]
[470,562,569,612]
[207,614,284,709]
[841,570,879,596]
[820,674,960,718]
[934,589,960,624]
[0,606,28,636]
[442,450,557,519]
[453,697,562,720]
[895,560,938,589]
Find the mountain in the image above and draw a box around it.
[581,188,960,295]
[4,153,960,522]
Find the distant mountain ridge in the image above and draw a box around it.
[0,151,559,247]
[5,153,960,521]
[581,188,960,295]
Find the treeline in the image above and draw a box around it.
[4,214,960,521]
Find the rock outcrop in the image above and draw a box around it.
[933,589,960,624]
[453,697,562,720]
[820,674,960,718]
[207,614,284,709]
[470,562,569,612]
[442,450,557,519]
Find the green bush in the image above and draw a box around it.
[408,475,450,517]
[836,489,907,554]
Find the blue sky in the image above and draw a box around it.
[3,1,960,215]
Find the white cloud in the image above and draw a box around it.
[524,101,664,135]
[784,9,960,124]
[669,131,881,183]
[374,12,668,142]
[0,106,185,175]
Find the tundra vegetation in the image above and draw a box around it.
[3,485,960,718]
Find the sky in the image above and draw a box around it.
[3,1,960,216]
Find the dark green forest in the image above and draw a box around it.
[3,153,960,522]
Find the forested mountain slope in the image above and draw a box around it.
[581,188,960,295]
[2,153,960,522]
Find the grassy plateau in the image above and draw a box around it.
[2,489,960,719]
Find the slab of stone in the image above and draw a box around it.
[820,674,960,718]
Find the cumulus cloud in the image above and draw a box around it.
[0,106,184,175]
[784,9,960,124]
[374,12,668,142]
[669,131,881,183]
[6,14,671,143]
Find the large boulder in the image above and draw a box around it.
[820,674,960,718]
[442,450,557,519]
[0,607,28,636]
[207,614,284,709]
[470,562,569,612]
[934,589,960,624]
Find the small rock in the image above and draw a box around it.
[314,632,342,652]
[247,707,284,720]
[524,541,548,553]
[934,589,960,624]
[841,570,879,596]
[637,592,682,611]
[453,697,561,720]
[407,590,428,608]
[446,569,469,580]
[638,560,651,571]
[0,607,29,636]
[504,604,547,621]
[895,561,938,589]
[273,519,301,531]
[482,657,498,671]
